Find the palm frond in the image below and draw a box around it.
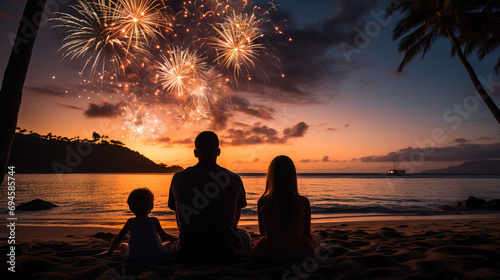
[457,11,500,61]
[393,8,436,40]
[386,0,413,18]
[397,25,433,52]
[420,32,436,57]
[397,32,435,72]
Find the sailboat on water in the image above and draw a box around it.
[383,160,411,176]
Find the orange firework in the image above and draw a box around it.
[111,0,167,49]
[157,47,207,96]
[211,12,264,76]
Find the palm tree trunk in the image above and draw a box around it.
[447,28,500,125]
[0,0,47,184]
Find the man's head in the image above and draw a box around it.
[194,131,220,162]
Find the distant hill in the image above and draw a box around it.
[422,160,500,174]
[8,133,183,174]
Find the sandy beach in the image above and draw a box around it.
[1,216,499,279]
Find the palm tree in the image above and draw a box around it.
[386,0,500,124]
[0,0,47,184]
[92,131,101,142]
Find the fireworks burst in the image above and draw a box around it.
[52,0,145,77]
[113,0,166,48]
[53,0,284,136]
[157,47,207,96]
[186,67,229,106]
[211,12,264,76]
[113,104,167,140]
[176,105,210,127]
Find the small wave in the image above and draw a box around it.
[151,211,176,216]
[310,204,429,214]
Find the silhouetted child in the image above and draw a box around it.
[104,188,177,261]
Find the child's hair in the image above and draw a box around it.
[127,188,154,216]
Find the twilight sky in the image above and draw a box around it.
[1,0,499,173]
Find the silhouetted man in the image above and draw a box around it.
[168,131,251,261]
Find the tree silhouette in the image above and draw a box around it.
[0,0,47,184]
[387,0,500,124]
[92,131,101,142]
[110,140,125,146]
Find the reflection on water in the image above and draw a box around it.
[2,173,499,228]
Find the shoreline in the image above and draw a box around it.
[6,212,500,229]
[7,215,500,243]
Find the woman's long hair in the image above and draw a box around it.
[261,155,299,230]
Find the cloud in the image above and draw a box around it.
[221,122,309,146]
[358,142,500,162]
[155,137,194,147]
[383,69,410,78]
[84,102,123,118]
[223,123,284,146]
[299,155,346,163]
[453,138,468,144]
[173,138,193,145]
[156,122,308,148]
[476,136,494,141]
[232,122,251,128]
[25,83,112,98]
[326,123,349,131]
[209,107,231,130]
[26,85,68,97]
[230,158,261,164]
[157,137,171,143]
[230,96,275,120]
[209,94,293,130]
[283,122,309,138]
[54,103,84,111]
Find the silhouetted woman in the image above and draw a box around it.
[251,155,320,260]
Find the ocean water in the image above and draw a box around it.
[2,173,500,228]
